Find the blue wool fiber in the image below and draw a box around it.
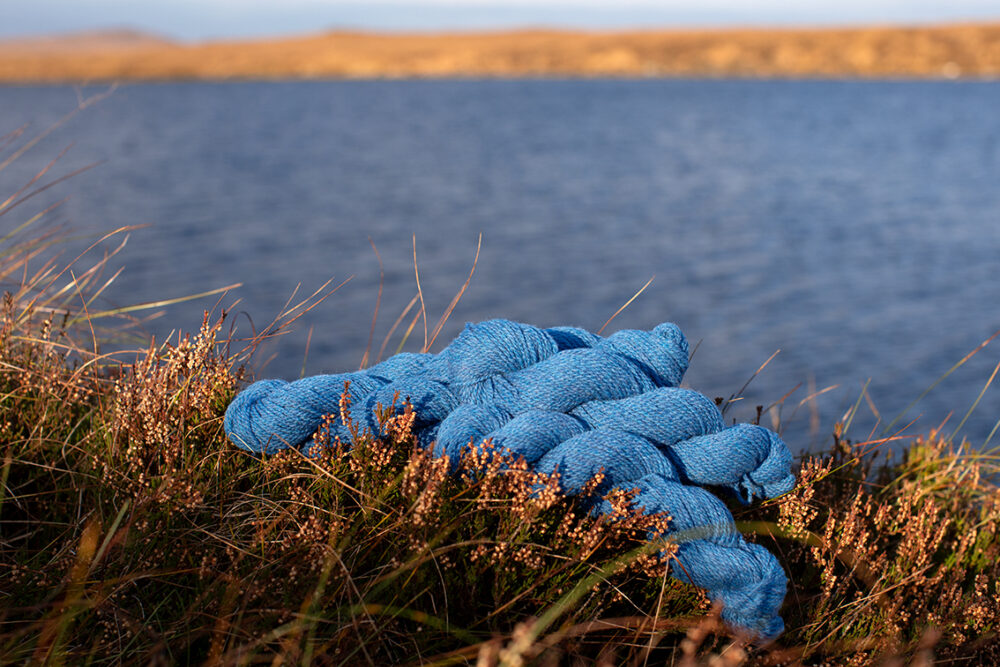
[434,325,691,446]
[544,326,603,350]
[369,352,441,381]
[442,320,562,386]
[572,390,795,501]
[482,410,588,465]
[223,319,795,637]
[433,403,513,460]
[362,378,461,432]
[669,424,796,503]
[596,474,788,638]
[499,348,658,412]
[536,429,680,493]
[601,322,689,387]
[535,428,783,637]
[224,372,387,454]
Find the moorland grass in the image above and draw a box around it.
[3,122,1000,666]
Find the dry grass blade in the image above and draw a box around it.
[781,383,840,432]
[882,328,1000,435]
[0,143,74,213]
[396,306,423,356]
[66,282,243,325]
[721,348,780,416]
[0,123,28,152]
[377,293,419,363]
[359,237,384,370]
[299,324,314,379]
[0,84,117,174]
[839,378,872,437]
[427,232,481,351]
[413,235,429,353]
[15,225,144,320]
[949,357,1000,442]
[232,275,354,367]
[597,275,654,335]
[1,159,104,220]
[982,414,1000,449]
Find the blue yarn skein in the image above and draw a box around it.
[430,323,689,458]
[612,474,787,638]
[224,320,579,453]
[223,372,388,455]
[444,323,687,407]
[352,319,620,445]
[223,317,792,504]
[431,330,791,503]
[226,319,687,454]
[223,319,795,638]
[434,390,794,504]
[534,430,786,636]
[572,388,795,502]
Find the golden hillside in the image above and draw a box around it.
[2,24,999,82]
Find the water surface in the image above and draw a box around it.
[2,79,999,450]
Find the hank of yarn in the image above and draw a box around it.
[223,319,795,638]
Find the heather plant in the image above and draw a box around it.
[0,177,701,662]
[5,116,1000,665]
[1,297,706,664]
[761,429,1000,663]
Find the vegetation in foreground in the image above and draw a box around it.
[3,126,1000,666]
[1,22,1000,83]
[3,238,1000,666]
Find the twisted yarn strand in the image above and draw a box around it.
[225,320,589,453]
[535,430,786,637]
[223,319,794,637]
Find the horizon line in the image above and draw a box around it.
[6,17,1000,45]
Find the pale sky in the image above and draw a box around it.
[2,0,998,41]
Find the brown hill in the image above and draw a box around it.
[1,24,999,82]
[0,29,175,54]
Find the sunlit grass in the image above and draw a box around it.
[3,113,1000,665]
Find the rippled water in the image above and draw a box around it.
[2,79,999,451]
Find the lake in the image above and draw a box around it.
[2,79,999,451]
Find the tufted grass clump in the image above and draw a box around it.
[755,429,1000,664]
[0,295,705,664]
[1,120,716,665]
[5,127,1000,664]
[5,238,1000,666]
[0,191,704,662]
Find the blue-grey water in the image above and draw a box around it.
[2,80,999,452]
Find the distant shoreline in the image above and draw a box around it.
[1,23,999,83]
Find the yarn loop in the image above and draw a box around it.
[224,319,795,638]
